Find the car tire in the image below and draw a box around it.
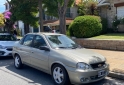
[14,54,23,69]
[52,64,70,85]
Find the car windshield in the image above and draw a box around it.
[0,35,16,41]
[46,34,80,49]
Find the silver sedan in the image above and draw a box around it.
[0,33,17,57]
[12,33,109,85]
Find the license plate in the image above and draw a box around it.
[98,70,105,77]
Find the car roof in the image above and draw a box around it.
[0,33,11,35]
[27,32,63,36]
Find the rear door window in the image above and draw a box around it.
[22,35,34,47]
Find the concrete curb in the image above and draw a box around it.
[108,71,124,80]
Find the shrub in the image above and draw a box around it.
[10,28,21,36]
[112,19,120,27]
[16,28,21,36]
[101,18,108,34]
[68,15,102,38]
[112,19,120,32]
[120,18,124,24]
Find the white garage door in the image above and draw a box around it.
[117,6,124,19]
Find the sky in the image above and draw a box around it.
[0,0,5,13]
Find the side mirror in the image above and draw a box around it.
[39,46,50,51]
[17,39,20,41]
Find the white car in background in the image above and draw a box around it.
[0,33,17,57]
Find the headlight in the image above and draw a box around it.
[76,62,90,70]
[0,45,6,49]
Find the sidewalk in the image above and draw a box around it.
[90,49,124,80]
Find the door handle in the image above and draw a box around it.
[19,48,22,50]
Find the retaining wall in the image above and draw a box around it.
[73,39,124,51]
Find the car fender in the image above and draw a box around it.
[49,61,67,74]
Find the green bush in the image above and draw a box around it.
[112,19,120,27]
[67,15,102,38]
[120,18,124,24]
[10,28,21,36]
[101,18,108,34]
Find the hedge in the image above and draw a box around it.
[67,15,102,38]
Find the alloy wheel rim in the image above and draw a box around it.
[15,56,20,67]
[53,67,64,84]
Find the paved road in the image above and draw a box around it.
[0,57,124,85]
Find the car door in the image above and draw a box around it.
[30,35,50,71]
[18,34,34,64]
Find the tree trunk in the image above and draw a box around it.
[38,0,43,32]
[24,23,29,34]
[8,22,13,34]
[58,0,69,34]
[59,13,66,34]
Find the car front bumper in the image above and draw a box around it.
[0,49,12,57]
[66,64,109,85]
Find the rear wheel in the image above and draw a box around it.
[14,54,23,69]
[52,64,70,85]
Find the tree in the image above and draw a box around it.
[0,13,5,28]
[87,0,98,15]
[77,1,86,16]
[77,0,98,16]
[38,0,43,32]
[43,0,75,34]
[9,0,39,34]
[3,11,14,33]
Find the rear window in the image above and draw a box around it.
[0,35,16,41]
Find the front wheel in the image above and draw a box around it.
[14,54,23,69]
[52,64,70,85]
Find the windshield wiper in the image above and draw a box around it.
[58,47,67,48]
[71,45,82,49]
[71,46,77,49]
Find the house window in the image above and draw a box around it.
[66,8,71,18]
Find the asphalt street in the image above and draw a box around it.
[0,57,124,85]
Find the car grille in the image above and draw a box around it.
[90,62,106,69]
[6,48,13,51]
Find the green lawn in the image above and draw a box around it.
[17,36,22,39]
[90,33,124,40]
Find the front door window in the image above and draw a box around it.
[33,35,47,49]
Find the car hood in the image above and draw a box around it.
[0,41,16,47]
[55,48,106,64]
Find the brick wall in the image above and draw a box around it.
[73,39,124,51]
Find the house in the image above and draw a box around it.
[97,0,124,28]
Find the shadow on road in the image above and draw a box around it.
[5,64,54,85]
[0,56,13,67]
